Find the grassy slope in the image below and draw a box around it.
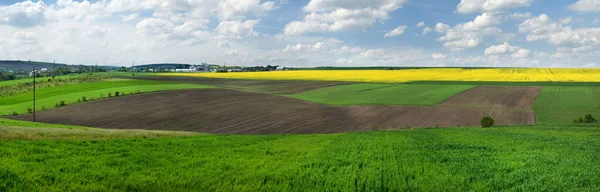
[533,86,600,124]
[0,119,199,140]
[294,83,475,106]
[0,125,599,191]
[0,79,211,115]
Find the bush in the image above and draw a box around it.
[135,90,141,94]
[115,91,120,97]
[12,111,18,116]
[82,96,87,102]
[108,92,112,97]
[42,106,46,110]
[574,115,597,124]
[55,103,59,107]
[59,100,66,106]
[584,114,597,123]
[480,116,494,128]
[27,108,33,114]
[77,99,81,102]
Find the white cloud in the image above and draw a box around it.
[13,31,39,45]
[136,18,175,37]
[217,20,260,37]
[284,0,408,35]
[122,13,139,22]
[434,23,450,33]
[559,17,573,24]
[438,12,503,51]
[416,21,425,28]
[456,0,533,14]
[443,38,483,51]
[422,27,432,35]
[484,42,530,59]
[510,49,531,59]
[335,58,353,65]
[519,14,600,46]
[303,0,408,12]
[584,63,596,68]
[0,0,47,28]
[83,26,115,38]
[384,25,407,37]
[485,42,520,55]
[432,53,447,59]
[283,42,326,52]
[218,0,278,19]
[47,0,111,22]
[568,0,600,12]
[509,12,532,20]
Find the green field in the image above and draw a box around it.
[1,125,598,191]
[0,79,211,115]
[533,86,600,124]
[294,83,475,106]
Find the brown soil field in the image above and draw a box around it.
[130,76,352,94]
[439,85,542,108]
[12,89,535,134]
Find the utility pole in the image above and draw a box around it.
[32,66,36,122]
[132,61,135,76]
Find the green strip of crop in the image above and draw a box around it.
[0,84,211,115]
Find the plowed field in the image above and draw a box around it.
[12,89,535,134]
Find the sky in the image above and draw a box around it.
[0,0,598,67]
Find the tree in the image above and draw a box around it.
[480,116,494,128]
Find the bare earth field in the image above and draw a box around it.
[12,89,535,134]
[130,76,353,94]
[439,85,543,108]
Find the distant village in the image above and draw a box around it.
[136,63,290,73]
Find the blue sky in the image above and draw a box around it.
[0,0,598,67]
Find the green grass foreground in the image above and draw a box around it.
[1,125,599,191]
[294,83,475,106]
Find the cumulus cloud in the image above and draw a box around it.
[283,42,326,52]
[384,25,407,37]
[432,53,447,59]
[519,14,600,46]
[218,0,278,19]
[456,0,533,14]
[122,13,138,22]
[416,21,425,28]
[422,27,432,35]
[438,12,504,51]
[0,0,47,28]
[485,42,530,59]
[13,31,39,45]
[283,0,408,35]
[443,38,483,51]
[83,26,115,38]
[217,20,260,37]
[568,0,600,12]
[509,12,532,20]
[434,23,450,33]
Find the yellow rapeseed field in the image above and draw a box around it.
[158,68,600,83]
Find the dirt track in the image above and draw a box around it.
[12,89,536,134]
[129,76,352,94]
[439,86,542,108]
